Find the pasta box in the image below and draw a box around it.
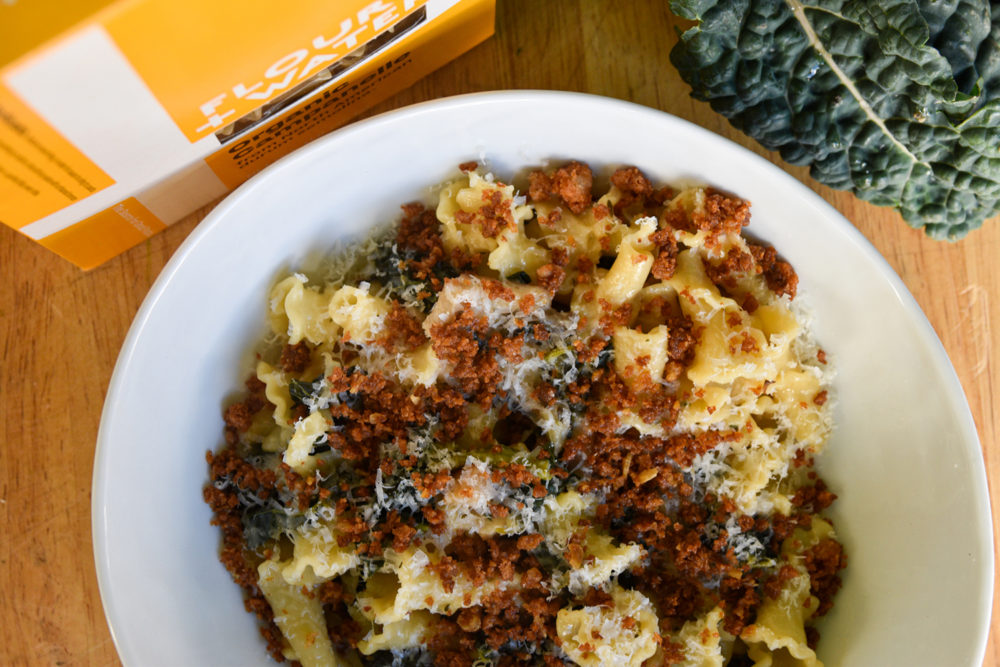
[0,0,496,269]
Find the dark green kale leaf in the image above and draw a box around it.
[506,270,532,284]
[242,508,283,550]
[288,376,323,405]
[669,0,1000,239]
[369,241,458,312]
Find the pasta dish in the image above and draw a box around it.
[204,160,845,666]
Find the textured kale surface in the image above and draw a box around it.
[669,0,1000,238]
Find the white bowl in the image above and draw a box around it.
[93,91,993,666]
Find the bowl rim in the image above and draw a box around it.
[92,89,995,665]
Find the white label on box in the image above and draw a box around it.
[6,26,220,238]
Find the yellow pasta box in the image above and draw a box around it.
[0,0,495,269]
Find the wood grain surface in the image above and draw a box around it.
[2,1,997,664]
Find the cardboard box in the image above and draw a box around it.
[0,0,495,269]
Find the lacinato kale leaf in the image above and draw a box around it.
[288,377,322,405]
[669,0,1000,239]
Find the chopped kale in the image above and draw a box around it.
[369,242,459,312]
[241,508,297,550]
[506,270,531,284]
[597,255,616,270]
[289,377,323,405]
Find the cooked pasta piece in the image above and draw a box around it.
[356,610,432,655]
[613,324,669,387]
[328,285,390,343]
[596,217,657,307]
[557,586,660,667]
[257,560,338,667]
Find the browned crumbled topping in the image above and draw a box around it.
[763,564,800,600]
[550,245,570,267]
[750,242,799,298]
[609,165,658,218]
[662,189,751,252]
[804,538,847,616]
[355,510,422,556]
[792,479,837,514]
[550,161,594,214]
[598,299,633,335]
[538,207,562,227]
[412,470,453,499]
[455,189,515,239]
[279,341,312,373]
[204,447,287,660]
[528,161,593,214]
[422,506,447,534]
[651,185,677,206]
[315,580,347,605]
[738,331,760,354]
[379,301,426,352]
[611,166,653,197]
[574,335,611,365]
[325,366,426,461]
[223,401,257,434]
[499,332,526,363]
[491,463,541,489]
[517,293,537,315]
[704,247,755,293]
[718,575,762,635]
[532,382,557,406]
[581,587,614,608]
[282,463,321,511]
[428,308,503,409]
[457,607,481,632]
[482,278,515,301]
[650,227,679,280]
[223,375,267,433]
[792,449,812,469]
[666,314,699,368]
[697,190,752,234]
[535,263,566,294]
[516,533,545,551]
[528,171,552,205]
[398,202,444,263]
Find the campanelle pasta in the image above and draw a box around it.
[204,161,845,666]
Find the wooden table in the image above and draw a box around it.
[2,1,997,664]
